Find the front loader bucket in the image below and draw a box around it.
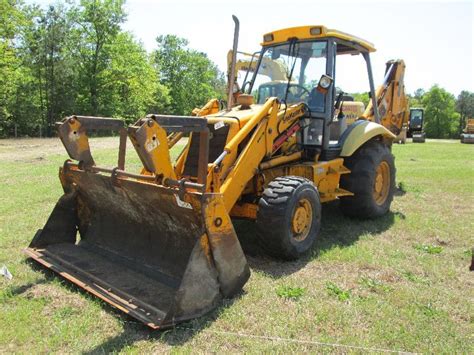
[25,116,249,329]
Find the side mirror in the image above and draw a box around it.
[316,74,333,94]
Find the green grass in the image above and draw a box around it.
[413,244,444,254]
[276,285,306,300]
[325,282,351,301]
[0,138,473,352]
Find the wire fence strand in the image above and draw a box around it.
[174,326,419,354]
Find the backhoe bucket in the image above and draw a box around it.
[25,115,249,329]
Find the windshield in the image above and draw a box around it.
[248,41,328,112]
[410,109,423,127]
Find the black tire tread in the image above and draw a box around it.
[339,140,395,218]
[256,176,320,260]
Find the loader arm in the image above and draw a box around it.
[216,98,307,211]
[362,59,408,135]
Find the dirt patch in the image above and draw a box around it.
[0,137,187,163]
[24,283,87,316]
[0,137,126,162]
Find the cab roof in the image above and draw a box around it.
[261,26,376,53]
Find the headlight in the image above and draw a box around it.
[319,75,332,89]
[263,33,274,42]
[310,27,322,36]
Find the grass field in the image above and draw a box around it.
[0,138,473,353]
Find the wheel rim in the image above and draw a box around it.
[291,198,313,241]
[373,161,390,205]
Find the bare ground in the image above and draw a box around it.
[0,137,126,162]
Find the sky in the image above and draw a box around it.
[30,0,473,95]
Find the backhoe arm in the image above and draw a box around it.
[362,59,408,135]
[227,50,288,94]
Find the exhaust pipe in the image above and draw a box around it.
[227,15,240,110]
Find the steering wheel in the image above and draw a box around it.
[288,84,311,99]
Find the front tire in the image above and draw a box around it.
[339,140,395,218]
[256,176,321,260]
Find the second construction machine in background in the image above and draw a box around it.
[409,108,426,143]
[461,118,474,143]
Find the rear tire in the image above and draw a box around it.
[339,140,395,218]
[256,176,321,260]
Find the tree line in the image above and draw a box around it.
[0,0,225,137]
[1,0,473,139]
[406,87,474,139]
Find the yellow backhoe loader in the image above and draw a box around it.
[26,17,408,329]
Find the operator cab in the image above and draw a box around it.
[243,26,378,160]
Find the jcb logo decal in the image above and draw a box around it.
[284,106,305,121]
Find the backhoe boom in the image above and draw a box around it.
[362,59,408,135]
